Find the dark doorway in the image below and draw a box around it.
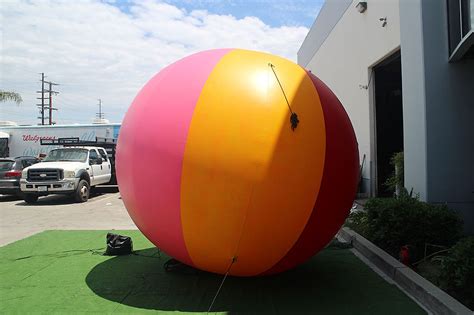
[374,51,403,197]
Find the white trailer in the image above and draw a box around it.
[0,123,121,158]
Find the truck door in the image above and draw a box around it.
[88,149,101,186]
[97,148,112,184]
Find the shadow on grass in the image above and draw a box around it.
[85,247,424,314]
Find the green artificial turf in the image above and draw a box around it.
[0,230,426,314]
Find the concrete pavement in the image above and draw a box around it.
[0,186,137,246]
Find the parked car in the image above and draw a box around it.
[0,156,40,197]
[20,146,112,203]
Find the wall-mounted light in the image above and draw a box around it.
[356,1,367,13]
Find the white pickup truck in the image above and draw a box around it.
[20,146,112,203]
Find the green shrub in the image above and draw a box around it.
[438,237,474,309]
[364,195,463,261]
[345,211,369,237]
[384,151,404,194]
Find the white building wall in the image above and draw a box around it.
[299,0,400,194]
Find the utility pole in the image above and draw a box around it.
[36,73,45,125]
[36,74,59,125]
[45,81,59,125]
[96,99,104,120]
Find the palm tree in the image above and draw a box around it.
[0,90,23,104]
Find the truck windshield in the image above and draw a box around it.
[43,149,88,162]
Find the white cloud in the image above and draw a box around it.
[0,0,308,125]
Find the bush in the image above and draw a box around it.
[364,195,463,261]
[384,151,404,194]
[438,237,474,309]
[345,211,369,237]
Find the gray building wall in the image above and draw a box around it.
[400,0,474,233]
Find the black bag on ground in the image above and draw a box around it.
[105,233,133,256]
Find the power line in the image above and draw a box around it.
[54,95,90,106]
[56,93,102,105]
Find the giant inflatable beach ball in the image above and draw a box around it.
[116,49,359,276]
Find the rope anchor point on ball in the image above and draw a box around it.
[268,62,300,131]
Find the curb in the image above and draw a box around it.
[339,227,472,315]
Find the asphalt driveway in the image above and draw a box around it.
[0,186,136,246]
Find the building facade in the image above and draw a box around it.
[299,0,474,232]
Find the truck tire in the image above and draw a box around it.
[24,194,38,204]
[74,180,90,203]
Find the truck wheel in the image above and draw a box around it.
[74,180,90,203]
[23,194,38,204]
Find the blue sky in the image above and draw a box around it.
[111,0,323,28]
[1,0,323,125]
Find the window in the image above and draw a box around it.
[448,0,474,61]
[0,160,14,170]
[89,150,98,160]
[97,149,108,161]
[22,159,34,168]
[44,149,88,162]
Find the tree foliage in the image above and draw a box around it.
[0,90,23,104]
